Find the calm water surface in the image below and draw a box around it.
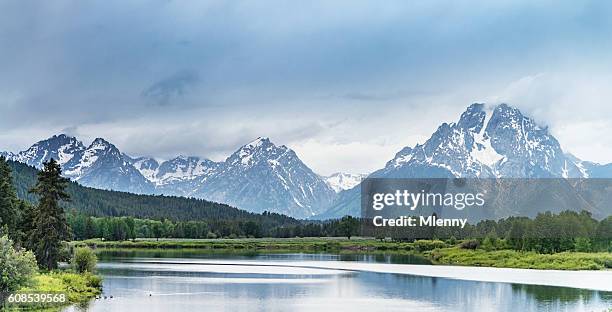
[64,250,612,312]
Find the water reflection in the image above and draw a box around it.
[64,252,611,312]
[97,249,433,265]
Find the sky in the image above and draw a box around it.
[1,0,612,175]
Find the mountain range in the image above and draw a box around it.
[1,135,336,219]
[3,103,612,219]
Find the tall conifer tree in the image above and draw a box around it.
[29,159,70,270]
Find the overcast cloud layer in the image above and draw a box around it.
[1,0,612,175]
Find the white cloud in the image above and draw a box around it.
[486,71,612,163]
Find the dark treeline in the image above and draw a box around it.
[369,211,612,253]
[68,212,360,241]
[67,209,611,254]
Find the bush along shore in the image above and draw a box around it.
[75,237,612,271]
[6,272,102,311]
[1,239,102,311]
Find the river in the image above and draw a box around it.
[63,250,612,312]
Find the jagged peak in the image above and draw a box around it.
[457,103,487,132]
[32,133,83,147]
[53,133,76,140]
[245,136,271,147]
[496,102,514,111]
[490,103,526,124]
[236,136,288,156]
[90,137,112,146]
[382,102,579,178]
[86,138,121,155]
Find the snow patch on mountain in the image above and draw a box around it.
[131,157,160,181]
[470,107,505,171]
[64,138,110,178]
[324,172,366,192]
[154,156,219,185]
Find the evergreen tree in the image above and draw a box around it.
[339,215,359,240]
[28,159,71,270]
[0,156,18,235]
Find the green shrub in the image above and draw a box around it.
[85,273,103,289]
[446,236,458,246]
[71,247,97,273]
[0,235,38,292]
[21,272,103,304]
[482,236,498,251]
[413,240,447,252]
[574,237,592,252]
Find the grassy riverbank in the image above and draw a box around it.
[3,272,102,311]
[427,248,612,270]
[75,237,612,271]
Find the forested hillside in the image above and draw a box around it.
[7,160,300,226]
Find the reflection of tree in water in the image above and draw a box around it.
[511,284,611,304]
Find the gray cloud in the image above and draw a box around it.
[1,1,612,174]
[141,70,200,106]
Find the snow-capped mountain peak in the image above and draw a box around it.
[246,136,270,148]
[196,137,335,218]
[229,137,287,168]
[379,103,588,179]
[14,134,86,168]
[89,137,114,150]
[64,137,126,178]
